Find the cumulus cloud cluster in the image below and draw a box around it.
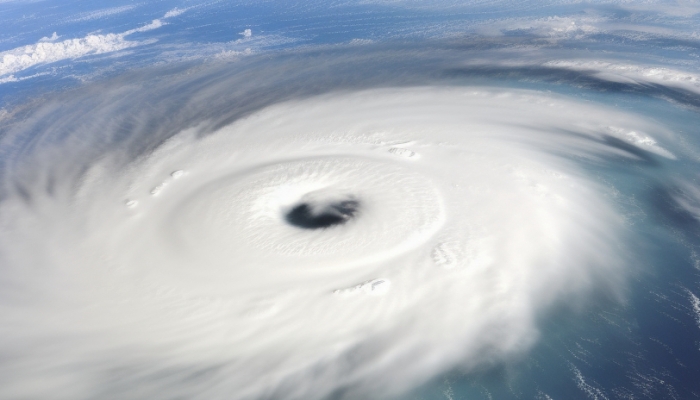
[0,8,185,81]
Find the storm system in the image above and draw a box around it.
[1,1,700,399]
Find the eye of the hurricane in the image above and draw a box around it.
[285,198,360,229]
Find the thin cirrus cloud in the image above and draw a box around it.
[65,5,138,23]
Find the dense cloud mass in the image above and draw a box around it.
[2,2,700,400]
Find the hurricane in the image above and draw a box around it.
[1,1,700,399]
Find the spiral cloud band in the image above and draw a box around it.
[3,0,700,397]
[0,81,673,398]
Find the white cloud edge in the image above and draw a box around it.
[39,32,60,42]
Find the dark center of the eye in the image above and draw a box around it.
[285,199,360,229]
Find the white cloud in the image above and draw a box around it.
[66,5,137,23]
[38,32,59,42]
[0,19,164,79]
[0,74,18,84]
[349,38,374,45]
[543,60,700,95]
[164,7,187,18]
[240,28,252,38]
[0,71,49,84]
[214,48,252,59]
[156,34,296,63]
[474,15,603,40]
[124,19,164,34]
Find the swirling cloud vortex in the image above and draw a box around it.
[0,87,651,399]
